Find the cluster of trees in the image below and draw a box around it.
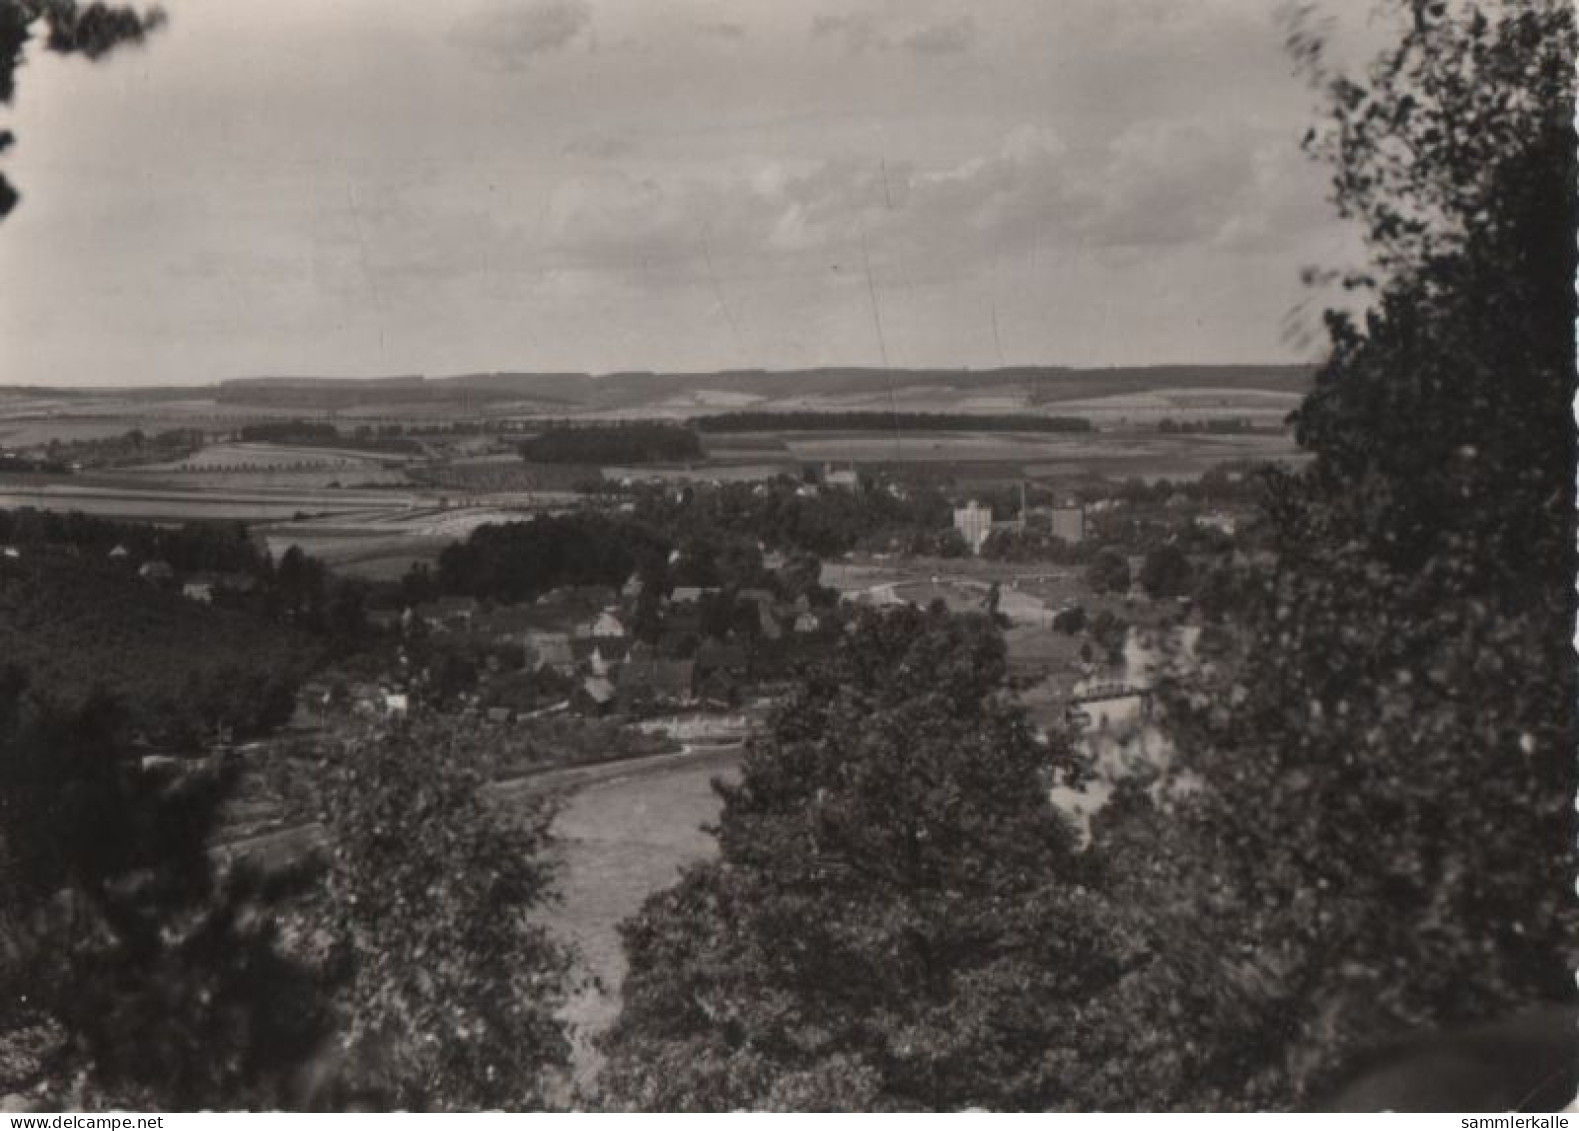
[691,411,1093,433]
[0,507,373,639]
[520,423,704,465]
[979,526,1086,564]
[0,452,69,474]
[39,427,205,469]
[234,420,420,454]
[595,0,1578,1110]
[0,672,330,1108]
[0,680,578,1110]
[1156,417,1258,434]
[0,551,321,745]
[236,420,339,444]
[630,479,955,559]
[599,606,1117,1110]
[431,512,667,604]
[1144,0,1579,1099]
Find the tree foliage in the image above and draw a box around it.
[599,607,1126,1111]
[0,675,329,1109]
[318,720,575,1110]
[0,0,164,218]
[1123,0,1578,1106]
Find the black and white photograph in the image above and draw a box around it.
[0,0,1573,1113]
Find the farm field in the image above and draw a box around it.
[0,481,414,523]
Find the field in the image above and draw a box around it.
[543,749,738,1083]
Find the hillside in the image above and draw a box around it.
[0,552,321,746]
[206,364,1314,416]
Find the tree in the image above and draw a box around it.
[0,1,165,219]
[0,674,330,1109]
[1138,545,1193,600]
[318,720,574,1110]
[1084,549,1130,595]
[599,606,1125,1111]
[1138,0,1577,1106]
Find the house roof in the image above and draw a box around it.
[668,586,716,603]
[581,675,616,704]
[618,659,696,696]
[572,636,631,662]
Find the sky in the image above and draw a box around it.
[0,0,1389,387]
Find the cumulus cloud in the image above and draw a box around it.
[810,11,976,56]
[900,15,977,55]
[449,0,592,69]
[510,117,1315,284]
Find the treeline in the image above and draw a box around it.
[430,511,667,604]
[520,423,703,465]
[0,508,372,621]
[237,420,341,444]
[1157,417,1260,433]
[692,410,1093,433]
[35,428,205,469]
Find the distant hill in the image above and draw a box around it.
[209,365,1314,415]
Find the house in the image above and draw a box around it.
[485,706,512,724]
[578,609,626,639]
[757,602,784,640]
[0,545,19,561]
[1195,512,1238,536]
[573,675,617,716]
[618,658,697,709]
[667,586,715,605]
[383,691,410,717]
[182,577,215,603]
[475,603,560,643]
[107,544,131,562]
[793,611,823,634]
[538,585,618,612]
[620,574,645,601]
[824,465,859,490]
[736,587,775,607]
[138,559,174,584]
[417,596,478,631]
[524,631,576,674]
[573,636,631,675]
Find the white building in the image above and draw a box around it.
[952,501,994,554]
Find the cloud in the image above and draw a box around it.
[513,116,1327,285]
[449,0,592,70]
[695,19,747,42]
[810,13,884,54]
[810,11,977,56]
[900,15,976,55]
